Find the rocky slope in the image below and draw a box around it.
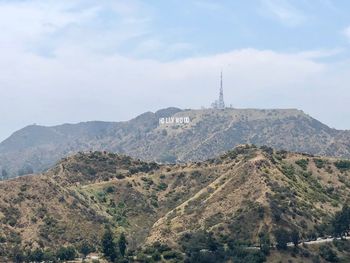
[1,107,350,179]
[1,146,350,262]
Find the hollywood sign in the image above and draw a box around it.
[159,117,190,125]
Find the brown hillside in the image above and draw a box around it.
[1,146,350,261]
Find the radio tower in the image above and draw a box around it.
[218,70,225,109]
[211,70,226,110]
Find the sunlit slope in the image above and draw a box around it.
[1,145,350,256]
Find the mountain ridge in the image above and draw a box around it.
[1,107,350,179]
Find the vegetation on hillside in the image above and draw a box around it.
[1,146,350,262]
[2,108,350,179]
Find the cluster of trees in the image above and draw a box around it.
[314,204,350,239]
[273,228,300,250]
[5,227,128,263]
[332,205,350,237]
[180,231,266,263]
[101,227,128,263]
[271,204,350,252]
[258,231,271,255]
[6,206,350,263]
[334,160,350,172]
[9,246,77,263]
[5,228,303,263]
[319,245,339,262]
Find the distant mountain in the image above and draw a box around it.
[1,107,350,179]
[1,146,350,262]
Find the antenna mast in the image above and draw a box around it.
[218,70,225,109]
[211,70,226,110]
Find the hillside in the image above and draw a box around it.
[1,108,350,179]
[1,146,350,262]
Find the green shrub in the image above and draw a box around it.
[333,239,350,252]
[157,182,168,191]
[27,248,44,262]
[56,246,76,261]
[281,164,295,177]
[97,191,107,202]
[152,242,171,253]
[79,241,94,258]
[163,250,183,260]
[295,159,309,170]
[180,231,225,262]
[319,245,338,262]
[334,160,350,172]
[20,184,29,192]
[260,146,274,155]
[151,251,161,261]
[104,185,116,194]
[2,206,20,227]
[314,158,325,169]
[274,228,290,250]
[116,174,125,179]
[258,231,270,255]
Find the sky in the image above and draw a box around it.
[1,0,350,141]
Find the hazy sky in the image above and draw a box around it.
[1,0,350,141]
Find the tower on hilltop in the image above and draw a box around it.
[212,70,225,110]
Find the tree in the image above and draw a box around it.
[56,246,76,261]
[27,248,44,262]
[79,241,93,259]
[102,227,118,262]
[332,205,350,238]
[180,231,225,263]
[274,228,290,250]
[42,249,56,262]
[258,231,271,255]
[291,229,300,247]
[319,245,339,262]
[118,233,127,257]
[11,246,24,263]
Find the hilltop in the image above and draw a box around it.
[1,107,350,179]
[1,146,350,262]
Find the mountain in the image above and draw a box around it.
[1,145,350,262]
[1,107,350,179]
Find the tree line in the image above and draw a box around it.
[6,226,128,263]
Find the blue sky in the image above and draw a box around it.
[122,0,350,59]
[1,0,350,141]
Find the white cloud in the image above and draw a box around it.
[2,45,349,140]
[133,39,193,58]
[0,0,350,141]
[0,0,152,56]
[259,0,306,27]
